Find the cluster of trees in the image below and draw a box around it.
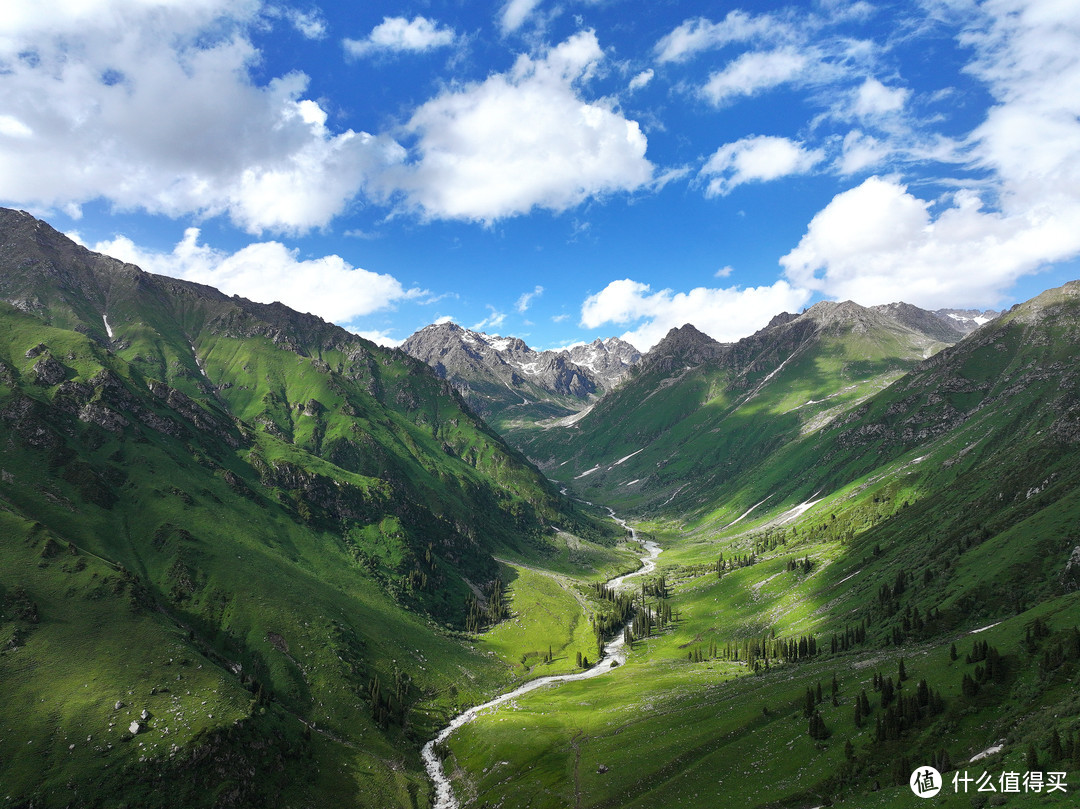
[786,556,814,574]
[804,675,841,740]
[1025,618,1080,675]
[829,621,868,653]
[716,552,757,578]
[960,639,1006,696]
[707,632,820,669]
[367,667,412,729]
[464,578,509,634]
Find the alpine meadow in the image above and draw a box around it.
[5,1,1080,808]
[3,206,1080,808]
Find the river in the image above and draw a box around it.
[421,519,661,809]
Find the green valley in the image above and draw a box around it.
[4,207,1080,809]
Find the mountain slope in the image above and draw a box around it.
[518,299,964,515]
[0,208,618,807]
[434,285,1080,809]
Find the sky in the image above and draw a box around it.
[2,0,1080,351]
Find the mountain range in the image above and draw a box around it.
[3,206,1078,809]
[400,322,640,434]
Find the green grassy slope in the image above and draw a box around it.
[438,283,1080,808]
[0,208,619,807]
[518,301,957,517]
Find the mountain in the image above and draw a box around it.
[933,307,1000,334]
[401,322,639,432]
[0,208,619,808]
[517,298,965,514]
[434,282,1080,809]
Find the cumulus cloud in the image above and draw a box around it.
[780,176,1080,307]
[653,12,787,63]
[783,0,1080,309]
[836,130,890,175]
[701,48,809,106]
[0,0,400,234]
[580,278,811,350]
[86,229,423,326]
[343,16,456,58]
[852,78,909,118]
[383,31,654,222]
[700,135,823,197]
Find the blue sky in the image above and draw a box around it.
[3,0,1080,350]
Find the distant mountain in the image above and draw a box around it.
[520,298,966,513]
[932,306,1000,334]
[0,208,617,807]
[401,322,639,431]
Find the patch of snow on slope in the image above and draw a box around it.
[613,448,644,466]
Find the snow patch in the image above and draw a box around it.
[969,742,1004,763]
[191,345,207,377]
[613,448,644,466]
[776,495,823,525]
[623,479,641,486]
[724,495,773,529]
[102,315,114,339]
[575,465,601,479]
[970,621,1001,634]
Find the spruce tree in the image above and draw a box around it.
[1026,743,1040,774]
[1049,728,1064,762]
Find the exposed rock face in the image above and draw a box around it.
[32,354,68,386]
[636,324,727,374]
[932,308,1001,335]
[1062,546,1080,592]
[401,322,641,420]
[563,338,641,390]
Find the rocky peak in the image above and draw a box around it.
[932,307,1001,335]
[872,302,966,343]
[639,324,727,374]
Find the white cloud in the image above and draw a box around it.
[654,12,786,63]
[343,16,456,58]
[780,176,1080,307]
[284,8,326,40]
[852,78,909,117]
[499,0,543,35]
[837,130,890,175]
[516,285,544,312]
[0,114,33,138]
[353,329,403,347]
[700,135,823,197]
[702,48,809,106]
[628,69,654,91]
[0,0,400,234]
[383,31,654,222]
[87,229,423,326]
[472,306,508,332]
[783,0,1080,309]
[715,266,734,278]
[580,278,811,350]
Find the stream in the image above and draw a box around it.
[421,518,661,809]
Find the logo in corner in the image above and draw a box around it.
[910,766,942,798]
